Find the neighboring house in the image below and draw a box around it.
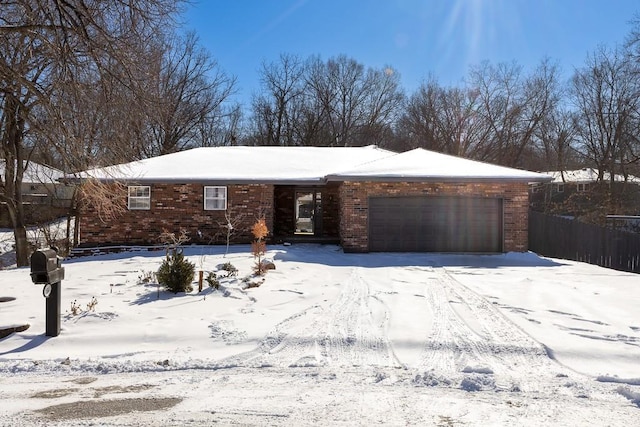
[533,168,640,196]
[0,160,75,227]
[76,146,550,253]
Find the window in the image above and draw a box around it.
[204,186,227,210]
[128,186,150,210]
[576,183,589,192]
[555,183,564,193]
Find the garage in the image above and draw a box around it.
[368,196,503,252]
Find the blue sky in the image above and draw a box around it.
[183,0,639,106]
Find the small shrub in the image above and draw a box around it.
[69,297,98,315]
[244,278,264,289]
[251,218,269,276]
[219,262,238,277]
[206,272,220,289]
[70,300,82,315]
[157,249,196,294]
[138,270,156,284]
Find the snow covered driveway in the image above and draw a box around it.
[1,244,639,425]
[417,269,559,389]
[221,268,400,369]
[222,264,560,393]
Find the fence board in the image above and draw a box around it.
[529,210,640,273]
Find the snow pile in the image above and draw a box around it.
[617,386,640,408]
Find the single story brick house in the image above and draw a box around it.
[75,146,550,253]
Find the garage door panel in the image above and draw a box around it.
[368,196,503,252]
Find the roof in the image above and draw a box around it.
[327,148,551,183]
[541,168,640,184]
[78,146,551,184]
[78,146,394,185]
[0,160,65,184]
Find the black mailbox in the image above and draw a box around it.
[30,248,65,285]
[30,248,64,337]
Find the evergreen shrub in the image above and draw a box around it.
[157,250,195,293]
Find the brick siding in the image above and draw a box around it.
[338,181,530,253]
[78,183,273,247]
[80,180,530,253]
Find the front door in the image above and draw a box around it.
[295,190,322,235]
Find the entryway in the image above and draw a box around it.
[295,190,321,235]
[273,185,340,242]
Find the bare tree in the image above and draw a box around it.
[0,25,49,265]
[216,209,246,257]
[534,107,579,175]
[251,53,306,146]
[0,0,185,266]
[249,54,404,147]
[395,77,485,156]
[306,55,370,146]
[357,66,405,147]
[198,103,243,147]
[571,46,639,184]
[467,60,558,168]
[140,32,237,157]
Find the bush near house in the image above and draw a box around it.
[157,249,195,293]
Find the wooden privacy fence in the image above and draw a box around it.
[529,210,640,273]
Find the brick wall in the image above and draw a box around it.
[338,181,530,253]
[79,183,274,247]
[79,180,531,252]
[273,186,295,237]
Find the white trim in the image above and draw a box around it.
[204,186,227,210]
[128,185,151,210]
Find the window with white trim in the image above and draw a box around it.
[576,183,589,192]
[128,186,151,210]
[555,183,564,193]
[204,186,227,210]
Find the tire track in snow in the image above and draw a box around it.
[218,268,401,369]
[417,268,565,391]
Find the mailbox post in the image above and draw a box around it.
[30,248,65,337]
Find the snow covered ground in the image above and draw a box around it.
[0,244,639,426]
[0,218,72,268]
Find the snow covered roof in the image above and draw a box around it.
[327,148,551,183]
[0,160,65,184]
[79,146,394,184]
[541,168,640,184]
[78,146,551,184]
